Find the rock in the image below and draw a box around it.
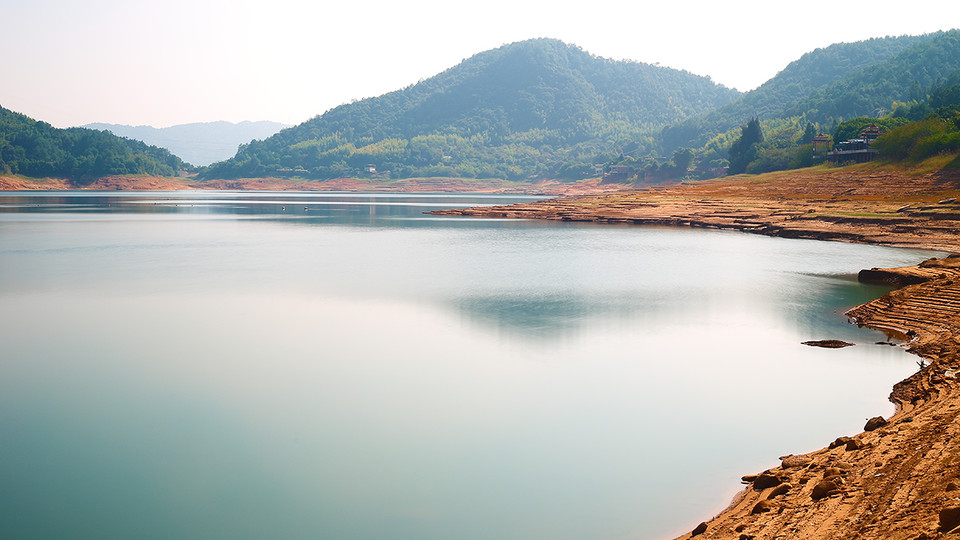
[811,479,840,500]
[829,436,853,449]
[753,472,783,490]
[739,535,755,540]
[947,481,959,492]
[823,467,843,478]
[802,339,855,348]
[767,483,791,499]
[691,522,708,536]
[734,524,747,532]
[741,474,758,483]
[940,506,960,532]
[751,500,774,514]
[864,416,888,431]
[781,454,812,468]
[836,461,855,469]
[845,438,863,451]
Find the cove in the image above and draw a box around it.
[0,192,939,539]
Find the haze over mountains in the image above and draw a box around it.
[83,121,289,166]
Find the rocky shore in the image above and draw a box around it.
[674,256,960,539]
[430,163,960,539]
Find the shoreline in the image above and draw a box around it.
[668,257,960,539]
[426,165,960,538]
[7,165,960,537]
[0,174,636,197]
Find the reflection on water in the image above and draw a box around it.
[0,191,940,539]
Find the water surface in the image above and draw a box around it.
[0,191,938,539]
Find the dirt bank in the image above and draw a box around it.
[672,256,960,540]
[0,174,632,196]
[430,164,960,253]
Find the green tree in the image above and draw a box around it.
[727,118,763,174]
[672,147,694,173]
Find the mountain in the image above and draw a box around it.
[83,120,290,167]
[0,105,186,181]
[201,38,740,181]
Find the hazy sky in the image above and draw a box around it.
[2,0,955,128]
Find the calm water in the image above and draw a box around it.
[0,191,938,539]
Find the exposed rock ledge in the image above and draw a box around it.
[676,256,960,539]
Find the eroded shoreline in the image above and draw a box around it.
[430,167,960,538]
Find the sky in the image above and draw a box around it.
[2,0,956,129]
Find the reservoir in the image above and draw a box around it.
[0,192,938,539]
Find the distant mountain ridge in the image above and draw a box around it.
[202,38,741,180]
[84,120,290,166]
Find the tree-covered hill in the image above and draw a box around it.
[201,38,740,181]
[0,106,187,181]
[660,33,937,153]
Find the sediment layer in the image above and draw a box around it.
[430,166,960,252]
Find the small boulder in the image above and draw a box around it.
[781,454,812,468]
[947,481,959,492]
[864,416,888,431]
[753,472,783,490]
[811,479,840,500]
[940,506,960,532]
[751,500,774,514]
[767,483,791,499]
[802,340,855,348]
[829,436,852,449]
[691,522,708,536]
[845,439,863,451]
[823,467,843,478]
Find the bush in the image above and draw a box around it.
[873,118,950,160]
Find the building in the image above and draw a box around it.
[826,124,885,164]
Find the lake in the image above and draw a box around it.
[0,191,937,539]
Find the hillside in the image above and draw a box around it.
[201,38,740,181]
[84,120,289,166]
[660,34,933,152]
[0,106,187,181]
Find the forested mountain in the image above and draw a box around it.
[84,121,289,166]
[202,38,740,181]
[0,106,186,181]
[660,33,939,153]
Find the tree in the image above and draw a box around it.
[727,118,763,174]
[672,147,694,173]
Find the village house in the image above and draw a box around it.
[827,124,885,164]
